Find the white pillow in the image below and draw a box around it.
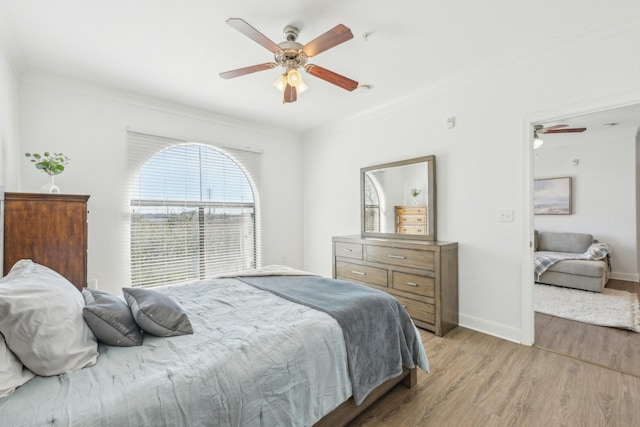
[0,260,98,376]
[0,333,35,398]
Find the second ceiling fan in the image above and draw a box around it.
[219,18,359,104]
[533,124,586,149]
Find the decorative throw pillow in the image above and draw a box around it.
[0,260,98,376]
[122,287,193,337]
[0,333,36,398]
[82,289,143,346]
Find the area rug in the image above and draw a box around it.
[535,284,640,332]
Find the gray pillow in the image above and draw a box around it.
[122,288,193,337]
[82,289,143,346]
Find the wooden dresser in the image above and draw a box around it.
[395,206,428,235]
[332,235,458,336]
[3,192,89,291]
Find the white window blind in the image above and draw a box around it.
[127,131,262,287]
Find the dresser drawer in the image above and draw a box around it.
[397,225,428,235]
[366,245,434,270]
[395,294,436,324]
[392,271,435,297]
[396,207,427,216]
[397,215,426,225]
[335,261,387,287]
[334,242,363,260]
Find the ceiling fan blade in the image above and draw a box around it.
[543,124,569,131]
[544,127,587,134]
[219,63,277,79]
[226,18,282,54]
[305,64,358,91]
[283,84,297,103]
[302,24,353,57]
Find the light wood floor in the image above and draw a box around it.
[347,326,640,426]
[534,279,640,377]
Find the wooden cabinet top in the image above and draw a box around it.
[333,235,457,251]
[5,192,90,203]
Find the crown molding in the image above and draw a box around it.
[303,4,640,141]
[20,70,301,140]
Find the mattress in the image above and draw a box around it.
[0,278,352,426]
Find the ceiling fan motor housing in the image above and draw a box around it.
[275,39,307,69]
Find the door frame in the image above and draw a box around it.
[520,91,640,345]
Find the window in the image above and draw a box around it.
[128,131,261,287]
[363,173,381,232]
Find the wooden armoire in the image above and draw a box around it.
[3,192,89,291]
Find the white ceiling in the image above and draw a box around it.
[2,0,640,134]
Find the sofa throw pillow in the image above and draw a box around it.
[82,289,143,346]
[0,333,36,398]
[122,287,193,337]
[0,260,98,376]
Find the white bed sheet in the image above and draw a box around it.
[0,278,352,426]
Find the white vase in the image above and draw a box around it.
[41,175,61,194]
[411,197,418,205]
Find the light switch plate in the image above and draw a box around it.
[498,208,514,222]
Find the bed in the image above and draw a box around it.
[0,262,428,426]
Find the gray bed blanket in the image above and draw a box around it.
[238,275,429,405]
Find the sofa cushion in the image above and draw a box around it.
[540,255,608,278]
[537,232,593,253]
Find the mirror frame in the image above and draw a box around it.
[360,155,437,241]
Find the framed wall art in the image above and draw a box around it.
[534,177,572,215]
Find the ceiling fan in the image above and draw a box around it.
[533,124,587,149]
[219,18,359,104]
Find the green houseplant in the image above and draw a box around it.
[25,152,70,193]
[410,188,421,205]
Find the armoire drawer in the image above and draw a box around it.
[366,245,434,270]
[335,261,387,287]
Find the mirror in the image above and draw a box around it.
[361,155,436,241]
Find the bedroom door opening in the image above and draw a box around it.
[525,100,640,376]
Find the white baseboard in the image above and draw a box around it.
[459,313,523,345]
[609,271,639,282]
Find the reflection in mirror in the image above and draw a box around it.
[361,156,436,241]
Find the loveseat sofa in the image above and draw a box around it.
[534,230,610,292]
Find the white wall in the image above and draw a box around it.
[19,76,304,295]
[302,21,640,343]
[534,126,639,281]
[0,39,20,190]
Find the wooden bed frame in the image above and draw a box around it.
[315,367,417,426]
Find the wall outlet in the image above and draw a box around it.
[88,279,98,289]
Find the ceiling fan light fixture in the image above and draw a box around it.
[287,68,303,87]
[297,80,309,94]
[272,74,287,92]
[533,132,544,150]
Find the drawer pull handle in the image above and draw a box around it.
[388,254,406,259]
[344,249,353,252]
[352,271,366,276]
[406,282,418,287]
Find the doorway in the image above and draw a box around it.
[525,102,640,375]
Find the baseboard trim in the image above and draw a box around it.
[459,314,522,345]
[609,272,639,282]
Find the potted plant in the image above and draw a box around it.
[25,152,70,194]
[410,188,421,205]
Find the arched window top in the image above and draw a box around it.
[133,144,255,204]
